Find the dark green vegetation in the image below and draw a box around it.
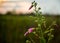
[0,14,60,43]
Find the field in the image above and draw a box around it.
[0,15,60,43]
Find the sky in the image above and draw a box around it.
[0,0,60,14]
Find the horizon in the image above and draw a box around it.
[0,0,60,14]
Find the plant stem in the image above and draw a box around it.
[29,36,35,43]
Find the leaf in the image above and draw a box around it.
[40,37,46,43]
[50,28,54,32]
[44,30,50,34]
[26,40,31,43]
[48,34,54,41]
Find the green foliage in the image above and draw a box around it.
[0,14,60,43]
[0,15,37,43]
[24,1,56,43]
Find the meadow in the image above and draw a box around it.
[0,14,60,43]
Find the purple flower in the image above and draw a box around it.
[24,28,35,36]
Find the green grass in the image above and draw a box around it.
[0,15,60,43]
[0,15,37,43]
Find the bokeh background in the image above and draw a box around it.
[0,0,60,43]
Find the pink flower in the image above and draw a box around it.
[24,28,35,36]
[29,5,33,10]
[24,31,29,36]
[28,28,34,33]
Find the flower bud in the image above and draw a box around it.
[29,5,33,10]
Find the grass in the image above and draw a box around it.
[0,15,60,43]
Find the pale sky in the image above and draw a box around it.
[0,0,60,14]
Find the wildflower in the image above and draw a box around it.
[28,28,35,33]
[24,28,35,36]
[24,31,29,36]
[29,5,33,10]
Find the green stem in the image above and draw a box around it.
[34,2,46,43]
[29,36,35,43]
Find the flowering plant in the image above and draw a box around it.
[24,1,56,43]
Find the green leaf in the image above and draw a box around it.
[44,30,50,34]
[40,37,46,43]
[50,28,54,32]
[26,40,31,43]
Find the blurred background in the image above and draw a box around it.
[0,0,60,43]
